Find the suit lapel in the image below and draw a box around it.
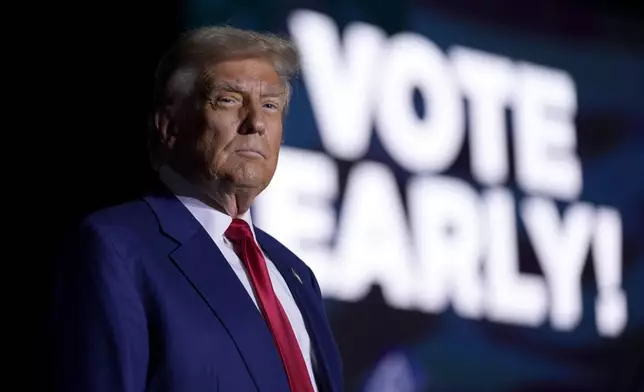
[255,229,342,392]
[143,189,290,392]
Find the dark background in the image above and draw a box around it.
[25,0,643,390]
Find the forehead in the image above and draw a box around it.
[205,57,284,93]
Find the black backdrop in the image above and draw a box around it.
[26,0,180,387]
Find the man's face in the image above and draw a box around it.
[169,57,285,194]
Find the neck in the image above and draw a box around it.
[164,164,259,218]
[205,184,257,218]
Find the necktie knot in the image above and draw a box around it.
[225,218,253,243]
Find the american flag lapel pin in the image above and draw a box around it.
[291,268,303,284]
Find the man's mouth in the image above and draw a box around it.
[235,148,265,158]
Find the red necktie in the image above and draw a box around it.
[225,218,315,392]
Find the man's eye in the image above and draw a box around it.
[263,102,279,110]
[217,97,236,104]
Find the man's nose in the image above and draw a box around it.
[239,103,266,135]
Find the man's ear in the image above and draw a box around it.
[154,106,178,147]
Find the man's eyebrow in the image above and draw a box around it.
[211,81,245,93]
[211,81,286,97]
[262,87,286,96]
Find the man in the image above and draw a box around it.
[49,26,344,392]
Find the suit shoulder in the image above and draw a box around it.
[65,198,160,258]
[82,198,155,229]
[59,198,162,276]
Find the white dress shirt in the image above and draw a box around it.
[159,166,318,391]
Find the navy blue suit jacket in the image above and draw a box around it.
[49,185,344,392]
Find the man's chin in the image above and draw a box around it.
[228,178,267,192]
[207,174,266,192]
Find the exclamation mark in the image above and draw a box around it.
[593,207,627,337]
